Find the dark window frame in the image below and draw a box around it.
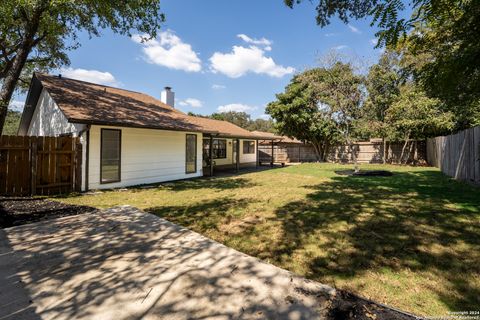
[185,134,197,174]
[212,139,227,159]
[243,140,255,154]
[100,128,122,184]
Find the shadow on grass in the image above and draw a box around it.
[52,177,258,199]
[268,170,480,313]
[155,177,258,192]
[146,197,255,233]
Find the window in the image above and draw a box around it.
[243,140,255,154]
[202,138,227,159]
[212,139,227,159]
[100,129,121,184]
[186,134,197,173]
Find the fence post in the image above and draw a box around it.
[30,137,37,196]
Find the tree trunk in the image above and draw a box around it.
[413,140,418,164]
[311,141,323,162]
[399,133,410,164]
[348,139,359,172]
[0,10,42,134]
[406,140,414,165]
[382,137,387,164]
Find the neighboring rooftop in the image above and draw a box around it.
[252,131,302,144]
[19,73,273,139]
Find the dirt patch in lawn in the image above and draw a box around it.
[327,290,418,320]
[0,198,97,228]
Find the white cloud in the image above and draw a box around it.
[370,38,378,45]
[178,98,203,108]
[237,34,273,50]
[9,100,24,112]
[333,45,348,50]
[210,45,294,78]
[132,30,201,72]
[212,84,226,90]
[348,24,361,34]
[217,103,256,113]
[324,33,337,37]
[60,68,119,86]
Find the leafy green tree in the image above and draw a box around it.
[247,118,275,133]
[404,1,480,128]
[386,84,454,163]
[266,63,363,162]
[210,111,252,129]
[308,62,363,169]
[187,111,275,133]
[286,0,480,129]
[364,51,402,163]
[1,110,21,135]
[0,0,164,134]
[284,0,461,47]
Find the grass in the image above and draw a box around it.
[55,163,480,316]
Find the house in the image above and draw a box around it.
[18,73,273,191]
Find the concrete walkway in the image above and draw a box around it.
[0,206,336,320]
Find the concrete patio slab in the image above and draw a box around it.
[0,206,336,320]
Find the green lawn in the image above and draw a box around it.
[56,163,480,316]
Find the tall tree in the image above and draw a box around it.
[187,111,276,133]
[0,0,164,134]
[405,0,480,128]
[285,0,480,129]
[283,0,460,47]
[247,118,275,133]
[311,62,363,170]
[386,84,454,163]
[266,63,362,162]
[1,110,21,135]
[210,111,252,129]
[364,51,402,163]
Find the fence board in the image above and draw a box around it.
[0,135,81,196]
[427,126,480,184]
[259,140,426,164]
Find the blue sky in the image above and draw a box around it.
[12,0,390,118]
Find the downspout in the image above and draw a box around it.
[77,124,91,192]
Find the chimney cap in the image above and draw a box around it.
[164,86,172,91]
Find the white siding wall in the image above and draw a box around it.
[240,139,257,163]
[212,138,234,166]
[27,88,85,136]
[207,138,257,166]
[88,126,203,189]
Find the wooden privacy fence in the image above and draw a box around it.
[427,126,480,184]
[0,136,82,196]
[259,140,426,164]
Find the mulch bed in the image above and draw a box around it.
[0,198,98,228]
[327,290,419,320]
[335,170,394,177]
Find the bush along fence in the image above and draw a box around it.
[259,139,426,165]
[0,135,82,196]
[427,126,480,184]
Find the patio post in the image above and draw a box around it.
[209,135,214,177]
[271,140,274,167]
[236,138,240,172]
[256,140,259,168]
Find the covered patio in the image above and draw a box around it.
[201,133,280,176]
